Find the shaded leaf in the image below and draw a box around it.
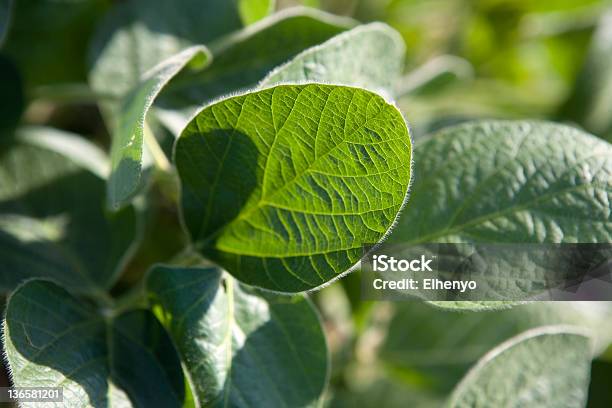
[261,22,405,97]
[0,127,139,295]
[447,327,592,408]
[89,0,241,100]
[107,46,210,210]
[3,279,185,407]
[147,265,329,408]
[175,84,412,292]
[381,301,612,395]
[157,7,355,133]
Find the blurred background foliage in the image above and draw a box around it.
[2,0,612,407]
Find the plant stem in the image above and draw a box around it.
[144,121,172,172]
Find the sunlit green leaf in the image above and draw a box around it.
[447,327,592,408]
[0,127,139,295]
[175,84,412,292]
[4,280,185,407]
[147,265,329,407]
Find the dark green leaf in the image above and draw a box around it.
[261,22,405,96]
[388,121,612,309]
[89,0,241,100]
[447,327,592,408]
[0,127,139,295]
[107,46,210,210]
[147,265,329,408]
[175,84,412,292]
[3,279,185,407]
[157,7,355,133]
[382,301,612,395]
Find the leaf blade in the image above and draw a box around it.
[147,265,329,408]
[175,84,412,292]
[447,326,592,408]
[3,280,185,407]
[107,46,210,209]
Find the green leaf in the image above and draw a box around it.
[239,0,275,25]
[387,121,611,309]
[175,84,412,292]
[447,327,592,408]
[381,301,612,395]
[561,12,612,143]
[147,265,329,407]
[390,120,611,245]
[157,7,355,133]
[107,46,210,210]
[4,280,185,407]
[88,0,241,100]
[0,127,139,295]
[260,22,405,96]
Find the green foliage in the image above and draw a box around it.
[4,280,185,406]
[0,128,138,296]
[175,84,411,292]
[148,265,328,407]
[1,1,611,407]
[447,327,592,408]
[107,46,210,209]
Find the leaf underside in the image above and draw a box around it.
[175,83,412,292]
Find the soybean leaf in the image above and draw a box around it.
[0,127,139,296]
[447,327,592,408]
[156,7,355,133]
[175,84,412,292]
[561,12,612,143]
[387,121,612,308]
[239,0,275,25]
[3,280,185,408]
[4,0,107,87]
[147,265,329,408]
[107,46,210,210]
[391,121,612,244]
[261,22,405,97]
[88,0,242,100]
[381,301,612,395]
